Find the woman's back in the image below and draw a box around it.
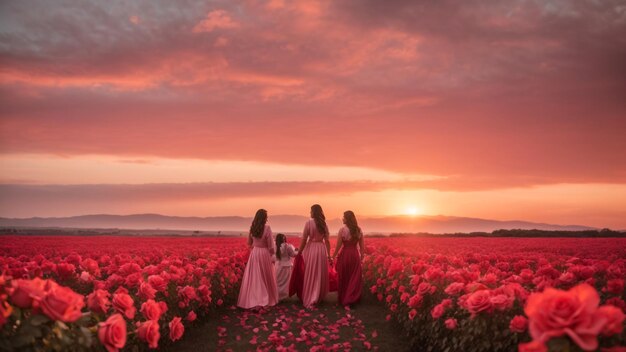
[305,219,327,242]
[252,225,272,249]
[339,226,360,247]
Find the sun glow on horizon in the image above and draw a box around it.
[405,206,421,217]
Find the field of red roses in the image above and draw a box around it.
[364,237,626,352]
[1,235,625,352]
[0,235,248,351]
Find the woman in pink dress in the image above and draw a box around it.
[298,204,331,308]
[237,209,279,309]
[331,210,364,306]
[274,233,298,300]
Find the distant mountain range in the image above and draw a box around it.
[0,213,597,234]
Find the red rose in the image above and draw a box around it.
[408,309,417,320]
[87,289,111,314]
[98,313,127,352]
[431,304,445,319]
[444,318,457,330]
[56,263,76,280]
[518,341,547,352]
[168,316,184,341]
[510,315,528,333]
[137,320,160,349]
[140,299,162,321]
[408,294,423,308]
[112,293,135,319]
[197,285,212,304]
[147,275,167,292]
[40,285,85,322]
[138,282,156,300]
[416,282,435,296]
[186,310,197,322]
[490,293,513,311]
[596,305,625,336]
[444,282,465,296]
[604,279,624,295]
[465,289,493,317]
[10,278,47,308]
[524,283,606,351]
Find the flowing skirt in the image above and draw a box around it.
[237,247,278,309]
[275,264,292,300]
[336,245,362,306]
[301,242,329,308]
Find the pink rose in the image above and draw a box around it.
[524,283,606,351]
[87,289,111,314]
[112,293,135,319]
[416,282,435,296]
[444,282,465,296]
[465,290,493,317]
[408,294,423,308]
[510,315,528,333]
[431,304,445,319]
[140,299,162,321]
[136,320,160,349]
[490,293,513,311]
[40,285,85,322]
[138,282,156,300]
[444,318,457,330]
[98,313,127,352]
[168,316,184,341]
[596,305,625,336]
[147,275,167,292]
[186,310,197,322]
[10,278,47,308]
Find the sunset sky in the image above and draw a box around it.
[1,0,625,228]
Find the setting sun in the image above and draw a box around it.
[405,206,420,216]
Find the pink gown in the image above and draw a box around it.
[336,226,363,306]
[301,219,329,308]
[237,225,279,309]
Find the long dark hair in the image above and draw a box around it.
[310,204,328,235]
[344,210,362,241]
[250,209,268,238]
[275,233,286,260]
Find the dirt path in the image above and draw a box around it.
[174,292,411,351]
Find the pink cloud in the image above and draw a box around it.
[0,0,624,190]
[192,10,240,33]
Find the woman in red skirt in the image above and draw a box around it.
[331,210,364,306]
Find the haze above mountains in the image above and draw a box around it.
[0,214,598,234]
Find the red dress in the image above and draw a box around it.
[336,226,362,306]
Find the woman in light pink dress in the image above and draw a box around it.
[331,210,364,306]
[274,233,298,300]
[298,204,331,308]
[237,209,279,309]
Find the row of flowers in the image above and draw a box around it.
[363,237,626,352]
[0,235,250,350]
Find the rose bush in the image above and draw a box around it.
[364,237,626,352]
[1,235,625,351]
[0,235,249,350]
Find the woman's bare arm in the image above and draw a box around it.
[298,222,309,253]
[331,230,343,260]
